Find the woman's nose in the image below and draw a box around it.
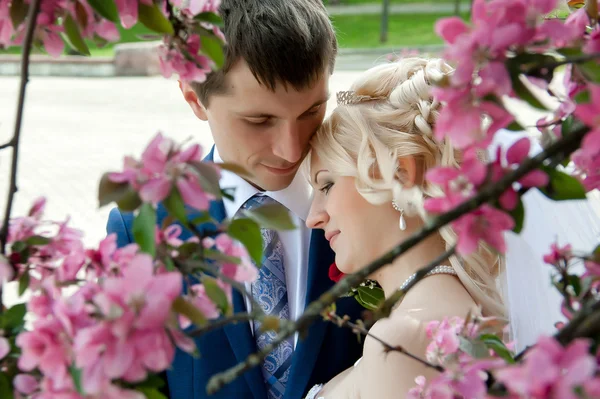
[306,201,329,229]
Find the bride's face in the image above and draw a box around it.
[306,153,399,274]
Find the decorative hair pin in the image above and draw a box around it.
[336,90,386,106]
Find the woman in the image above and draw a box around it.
[303,57,507,398]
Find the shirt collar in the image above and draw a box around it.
[213,146,313,221]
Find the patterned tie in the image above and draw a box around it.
[242,195,294,399]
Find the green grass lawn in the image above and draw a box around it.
[333,12,463,48]
[1,12,463,57]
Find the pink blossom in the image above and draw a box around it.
[101,253,182,329]
[109,133,217,211]
[139,177,172,204]
[543,243,573,265]
[496,336,596,399]
[572,129,600,191]
[159,34,213,82]
[452,204,514,255]
[537,19,581,48]
[210,234,258,283]
[425,148,487,214]
[179,285,220,329]
[42,26,64,57]
[28,197,46,219]
[584,28,600,55]
[95,20,120,42]
[504,137,548,188]
[0,255,14,283]
[0,336,10,360]
[13,374,39,395]
[475,62,512,98]
[0,0,14,47]
[115,0,140,28]
[29,292,53,318]
[16,318,72,390]
[425,318,462,365]
[575,85,600,128]
[565,7,590,36]
[435,16,469,44]
[407,375,454,399]
[176,173,212,211]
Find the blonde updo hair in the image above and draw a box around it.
[309,57,506,319]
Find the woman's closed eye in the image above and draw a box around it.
[319,182,333,195]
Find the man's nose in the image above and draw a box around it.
[273,122,303,164]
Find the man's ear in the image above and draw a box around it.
[396,156,417,188]
[179,80,208,121]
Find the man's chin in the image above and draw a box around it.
[251,173,296,192]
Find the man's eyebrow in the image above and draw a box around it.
[236,93,330,119]
[302,94,330,115]
[236,111,274,118]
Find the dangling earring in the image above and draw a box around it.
[392,200,406,231]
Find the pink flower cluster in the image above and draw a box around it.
[571,85,600,192]
[159,33,214,83]
[203,233,258,284]
[495,337,600,398]
[433,0,589,150]
[409,317,505,399]
[3,197,88,288]
[1,0,224,83]
[0,0,121,56]
[109,133,217,211]
[411,317,600,399]
[425,138,548,255]
[0,198,209,397]
[14,252,195,398]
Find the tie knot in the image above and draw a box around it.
[242,194,278,211]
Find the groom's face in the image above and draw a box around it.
[182,60,330,191]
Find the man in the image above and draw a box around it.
[106,0,364,398]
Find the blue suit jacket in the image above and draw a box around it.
[106,148,364,399]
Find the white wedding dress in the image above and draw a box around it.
[303,129,600,399]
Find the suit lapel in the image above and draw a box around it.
[284,230,334,399]
[205,147,267,399]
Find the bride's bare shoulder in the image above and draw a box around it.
[356,278,480,398]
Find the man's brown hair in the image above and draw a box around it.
[191,0,337,105]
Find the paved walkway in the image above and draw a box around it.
[326,2,471,15]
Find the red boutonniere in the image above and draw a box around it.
[328,262,344,283]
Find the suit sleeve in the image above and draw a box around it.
[106,207,135,248]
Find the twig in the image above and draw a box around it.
[0,0,42,255]
[206,124,589,394]
[524,52,600,77]
[327,313,444,373]
[0,140,13,151]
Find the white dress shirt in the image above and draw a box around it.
[213,148,313,345]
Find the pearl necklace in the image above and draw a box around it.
[399,265,457,291]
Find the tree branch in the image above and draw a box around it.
[206,125,589,394]
[327,313,444,373]
[0,0,42,255]
[0,140,13,151]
